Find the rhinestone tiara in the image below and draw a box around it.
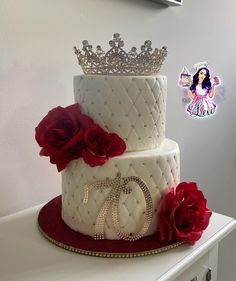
[73,33,167,76]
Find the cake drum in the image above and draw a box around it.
[38,196,183,258]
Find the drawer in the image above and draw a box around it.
[173,245,218,281]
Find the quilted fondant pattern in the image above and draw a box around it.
[62,139,180,240]
[74,75,167,152]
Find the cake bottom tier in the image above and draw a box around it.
[62,138,180,240]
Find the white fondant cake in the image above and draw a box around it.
[62,138,180,239]
[36,35,211,248]
[74,75,167,151]
[62,74,181,240]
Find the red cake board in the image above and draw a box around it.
[38,196,183,258]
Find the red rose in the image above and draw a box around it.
[157,182,212,245]
[82,124,126,167]
[35,104,94,171]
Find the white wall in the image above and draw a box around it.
[0,0,236,280]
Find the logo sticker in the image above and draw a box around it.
[178,62,223,118]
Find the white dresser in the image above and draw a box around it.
[0,204,235,281]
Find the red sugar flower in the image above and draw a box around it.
[35,103,126,171]
[157,182,212,245]
[82,124,126,167]
[35,104,93,171]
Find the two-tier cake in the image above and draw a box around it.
[37,34,211,256]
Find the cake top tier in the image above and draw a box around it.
[74,33,167,76]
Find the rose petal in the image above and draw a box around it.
[66,103,81,116]
[82,149,108,167]
[160,188,175,214]
[105,133,126,157]
[158,214,173,242]
[176,182,198,194]
[175,228,203,245]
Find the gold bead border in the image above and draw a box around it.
[38,224,183,258]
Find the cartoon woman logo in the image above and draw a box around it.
[178,62,221,118]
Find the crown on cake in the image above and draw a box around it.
[74,33,167,76]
